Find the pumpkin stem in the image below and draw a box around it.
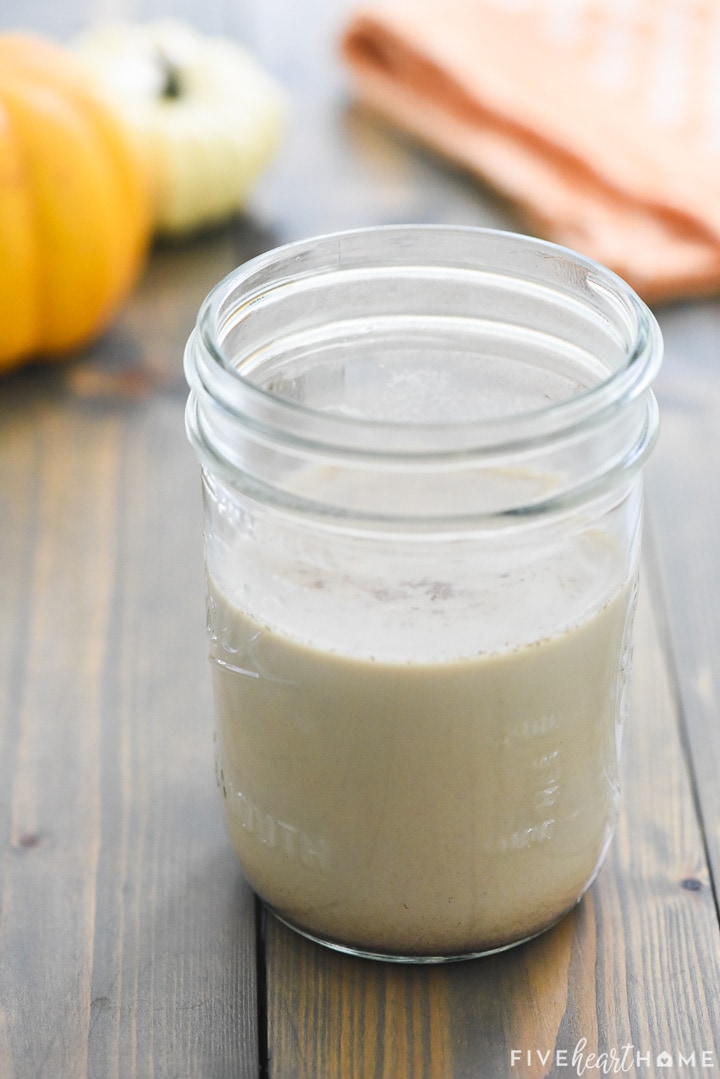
[156,49,183,99]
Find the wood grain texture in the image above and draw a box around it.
[0,218,274,1076]
[646,303,720,893]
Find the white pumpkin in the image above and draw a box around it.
[73,19,287,235]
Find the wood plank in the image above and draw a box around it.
[0,393,117,1078]
[263,560,720,1077]
[0,224,267,1076]
[645,304,720,891]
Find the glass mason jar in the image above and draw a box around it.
[184,225,661,963]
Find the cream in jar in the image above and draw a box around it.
[207,512,634,958]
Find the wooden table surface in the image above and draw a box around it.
[2,2,720,1077]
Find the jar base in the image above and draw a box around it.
[264,900,581,964]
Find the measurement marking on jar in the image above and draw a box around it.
[502,714,559,746]
[209,654,260,678]
[498,819,556,851]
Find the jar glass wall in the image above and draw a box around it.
[185,226,662,962]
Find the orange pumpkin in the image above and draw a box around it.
[0,33,152,372]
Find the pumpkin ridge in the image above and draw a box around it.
[0,78,124,353]
[0,101,38,367]
[0,33,151,369]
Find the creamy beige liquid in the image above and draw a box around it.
[208,559,634,957]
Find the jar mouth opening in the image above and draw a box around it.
[185,225,661,524]
[189,224,661,459]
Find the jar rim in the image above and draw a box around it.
[187,224,661,460]
[185,225,661,525]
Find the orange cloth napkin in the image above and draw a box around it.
[341,0,720,303]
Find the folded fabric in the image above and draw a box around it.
[341,0,720,303]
